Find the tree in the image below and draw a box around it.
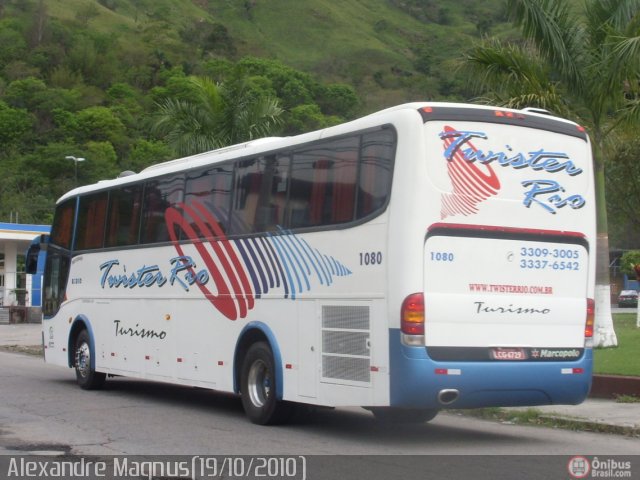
[605,137,640,248]
[316,83,359,118]
[459,0,640,347]
[0,100,33,153]
[152,72,283,156]
[123,138,172,172]
[0,19,28,67]
[282,104,340,135]
[74,106,127,153]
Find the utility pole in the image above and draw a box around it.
[65,155,85,186]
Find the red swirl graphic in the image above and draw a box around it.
[440,125,500,219]
[165,201,254,320]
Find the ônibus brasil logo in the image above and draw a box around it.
[567,456,591,478]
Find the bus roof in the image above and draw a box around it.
[57,102,584,204]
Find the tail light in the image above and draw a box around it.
[401,293,425,346]
[584,298,594,346]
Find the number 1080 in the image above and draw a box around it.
[430,251,454,262]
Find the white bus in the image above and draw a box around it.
[28,102,596,425]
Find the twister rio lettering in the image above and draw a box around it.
[439,127,586,216]
[99,257,209,291]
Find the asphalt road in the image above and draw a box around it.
[1,351,638,480]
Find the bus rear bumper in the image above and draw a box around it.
[388,329,593,409]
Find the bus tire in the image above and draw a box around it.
[370,407,438,424]
[240,342,292,425]
[74,329,106,390]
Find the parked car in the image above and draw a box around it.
[617,290,638,308]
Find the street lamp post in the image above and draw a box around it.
[65,155,85,186]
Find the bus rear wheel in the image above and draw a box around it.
[74,329,106,390]
[240,342,293,425]
[370,407,438,424]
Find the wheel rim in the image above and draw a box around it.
[247,359,271,408]
[76,341,91,378]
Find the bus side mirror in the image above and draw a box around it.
[25,243,40,274]
[25,234,47,275]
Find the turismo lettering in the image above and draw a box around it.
[474,301,551,315]
[99,256,210,292]
[114,319,167,340]
[440,129,586,214]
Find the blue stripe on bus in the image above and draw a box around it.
[250,237,271,292]
[235,239,262,298]
[243,237,267,296]
[258,236,281,289]
[317,250,333,285]
[269,234,295,299]
[278,230,311,292]
[297,237,325,286]
[324,254,336,276]
[278,227,312,276]
[211,228,352,303]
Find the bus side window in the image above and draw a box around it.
[231,158,260,235]
[357,129,395,218]
[331,139,358,223]
[184,164,233,239]
[49,199,75,250]
[75,192,108,250]
[105,186,142,247]
[254,155,289,232]
[141,174,184,244]
[288,151,315,228]
[289,136,359,228]
[229,155,290,235]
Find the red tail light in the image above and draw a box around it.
[401,293,425,335]
[585,298,595,338]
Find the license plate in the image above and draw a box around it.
[490,348,528,361]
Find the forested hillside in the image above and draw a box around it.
[0,0,511,223]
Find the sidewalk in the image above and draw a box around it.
[1,324,638,434]
[502,399,640,436]
[0,323,42,346]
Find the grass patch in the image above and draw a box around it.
[593,313,640,376]
[615,394,640,404]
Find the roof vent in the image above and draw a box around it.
[118,170,136,178]
[521,107,551,115]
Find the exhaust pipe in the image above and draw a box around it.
[438,389,460,405]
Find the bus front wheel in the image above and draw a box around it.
[74,329,106,390]
[240,342,292,425]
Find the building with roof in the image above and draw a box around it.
[0,222,50,315]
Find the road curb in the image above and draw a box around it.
[536,414,640,437]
